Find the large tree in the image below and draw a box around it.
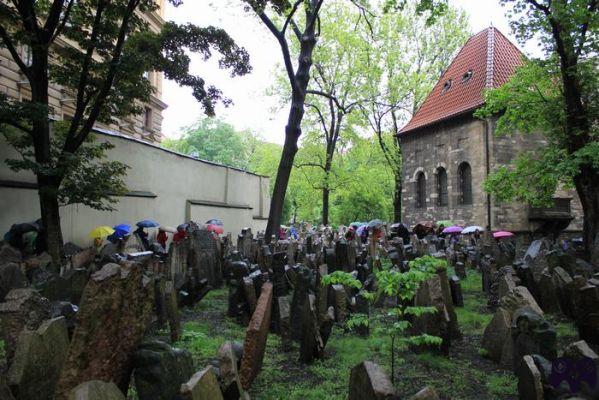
[359,2,470,222]
[0,0,250,262]
[291,1,368,225]
[477,0,598,261]
[244,0,450,240]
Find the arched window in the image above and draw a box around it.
[458,162,472,205]
[415,172,426,209]
[436,167,448,206]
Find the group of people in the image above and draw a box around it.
[3,219,47,257]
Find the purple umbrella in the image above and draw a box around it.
[442,225,464,234]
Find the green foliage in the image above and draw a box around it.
[0,339,5,361]
[3,122,128,210]
[162,117,259,170]
[347,313,369,329]
[321,271,362,289]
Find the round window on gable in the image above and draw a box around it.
[462,69,473,83]
[441,79,452,93]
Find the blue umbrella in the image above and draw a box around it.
[113,224,131,237]
[206,218,223,226]
[136,220,160,228]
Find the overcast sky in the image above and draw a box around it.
[161,0,539,144]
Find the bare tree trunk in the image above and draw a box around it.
[30,50,64,264]
[322,186,330,226]
[574,166,599,264]
[265,3,320,241]
[393,171,402,223]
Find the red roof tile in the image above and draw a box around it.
[399,27,524,135]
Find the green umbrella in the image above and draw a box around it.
[437,220,454,227]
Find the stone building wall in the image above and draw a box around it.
[0,1,167,143]
[400,115,488,228]
[400,114,583,233]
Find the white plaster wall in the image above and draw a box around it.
[0,130,271,246]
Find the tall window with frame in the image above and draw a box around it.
[415,172,426,209]
[436,167,448,206]
[458,162,472,205]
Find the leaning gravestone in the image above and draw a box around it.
[299,294,325,364]
[482,308,512,363]
[516,355,544,400]
[239,281,273,390]
[348,361,396,400]
[218,341,247,400]
[55,263,154,399]
[511,307,557,369]
[0,288,51,364]
[180,366,224,400]
[410,386,440,400]
[0,262,28,301]
[133,340,194,400]
[68,381,125,400]
[7,317,69,400]
[449,276,464,307]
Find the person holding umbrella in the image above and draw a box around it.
[135,220,160,250]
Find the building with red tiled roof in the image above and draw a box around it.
[398,27,582,234]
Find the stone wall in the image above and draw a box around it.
[0,130,270,246]
[399,113,583,233]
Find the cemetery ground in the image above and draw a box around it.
[134,267,578,400]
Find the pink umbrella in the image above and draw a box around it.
[205,224,224,235]
[493,231,514,238]
[442,225,464,234]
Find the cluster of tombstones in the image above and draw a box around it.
[472,237,599,400]
[0,219,228,400]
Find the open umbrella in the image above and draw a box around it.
[113,224,131,238]
[88,226,114,239]
[368,219,384,229]
[461,226,485,234]
[493,231,514,238]
[437,220,454,227]
[206,218,223,226]
[205,224,224,234]
[442,225,464,234]
[136,220,160,228]
[159,226,177,233]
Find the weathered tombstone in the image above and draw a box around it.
[67,381,125,400]
[0,243,22,264]
[0,288,51,364]
[412,274,451,353]
[277,296,292,352]
[325,248,338,273]
[271,252,287,297]
[347,361,396,400]
[55,263,154,398]
[41,268,88,305]
[188,227,222,289]
[516,355,544,400]
[481,308,512,362]
[7,317,69,400]
[449,276,464,307]
[133,340,194,400]
[436,267,461,340]
[330,284,348,323]
[511,307,557,369]
[299,294,325,364]
[537,272,561,314]
[291,265,314,341]
[500,286,544,316]
[410,386,440,400]
[336,240,351,271]
[0,262,28,301]
[553,267,575,317]
[454,262,466,279]
[239,281,273,390]
[576,283,599,345]
[218,341,247,400]
[242,277,257,315]
[180,366,224,400]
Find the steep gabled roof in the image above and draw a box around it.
[399,27,524,135]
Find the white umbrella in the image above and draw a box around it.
[461,226,484,234]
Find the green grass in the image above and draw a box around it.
[450,268,492,335]
[486,373,518,397]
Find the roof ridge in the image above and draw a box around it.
[486,26,495,88]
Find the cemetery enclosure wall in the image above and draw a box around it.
[0,129,270,246]
[399,114,583,232]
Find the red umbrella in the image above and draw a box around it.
[493,231,514,238]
